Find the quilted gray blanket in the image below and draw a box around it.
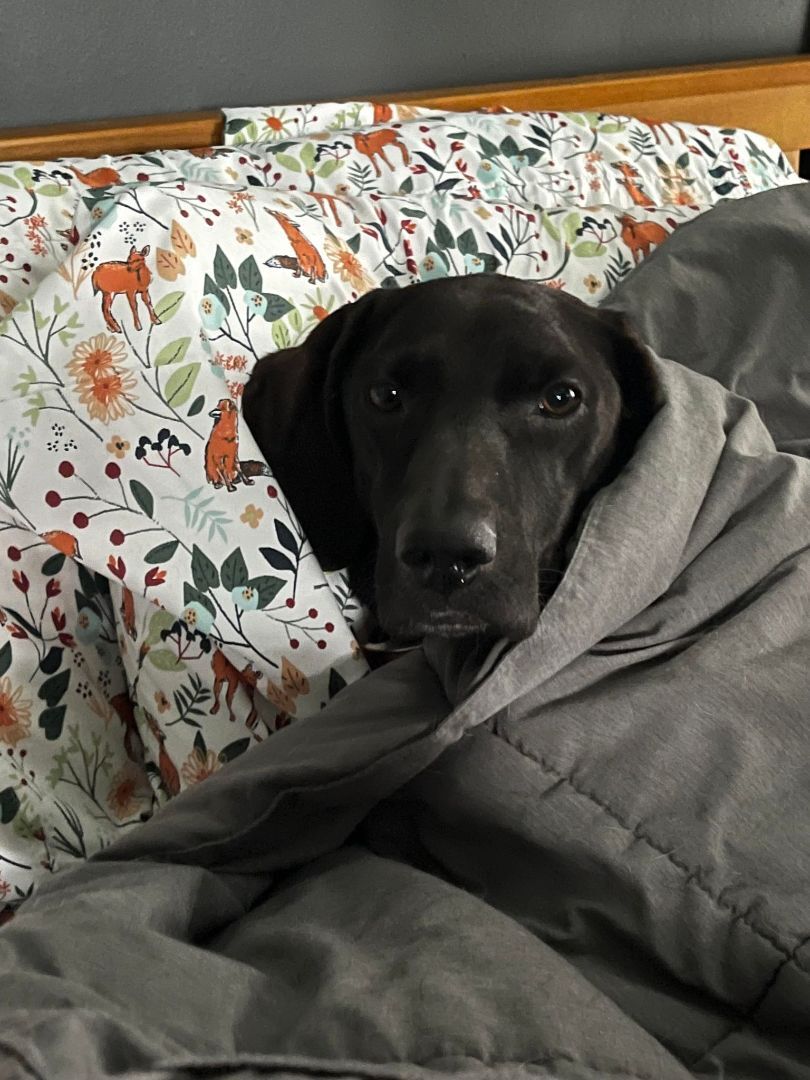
[1,185,810,1080]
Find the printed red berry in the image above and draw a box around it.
[325,622,334,633]
[290,638,299,649]
[58,461,74,477]
[180,209,189,217]
[137,172,149,181]
[308,608,318,618]
[105,462,121,479]
[73,512,89,529]
[22,263,31,272]
[317,640,326,650]
[110,529,125,546]
[266,485,277,498]
[7,546,21,561]
[285,598,295,609]
[45,490,61,507]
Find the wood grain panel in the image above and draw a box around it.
[1,55,809,162]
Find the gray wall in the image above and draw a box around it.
[3,0,809,128]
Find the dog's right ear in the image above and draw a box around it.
[242,297,376,571]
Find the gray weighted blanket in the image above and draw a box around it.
[2,184,810,1080]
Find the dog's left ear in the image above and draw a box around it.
[596,307,662,439]
[242,296,377,570]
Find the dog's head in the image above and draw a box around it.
[243,275,657,642]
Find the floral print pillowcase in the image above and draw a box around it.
[0,101,800,918]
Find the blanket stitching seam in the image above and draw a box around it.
[494,727,792,960]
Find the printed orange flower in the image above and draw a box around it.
[77,367,137,423]
[180,747,219,786]
[235,227,254,245]
[240,504,264,528]
[106,434,130,458]
[324,233,375,294]
[107,762,150,819]
[67,334,127,383]
[0,676,32,747]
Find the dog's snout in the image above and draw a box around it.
[397,520,497,594]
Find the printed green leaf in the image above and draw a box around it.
[399,176,414,195]
[275,153,302,172]
[457,228,478,256]
[191,544,220,591]
[38,669,70,708]
[0,173,19,188]
[262,293,294,322]
[39,705,66,740]
[275,519,299,554]
[300,142,316,171]
[39,647,63,675]
[0,642,11,679]
[36,184,67,197]
[328,668,348,698]
[221,547,249,590]
[218,737,251,763]
[129,478,155,518]
[13,167,33,186]
[144,539,180,564]
[562,213,583,246]
[238,254,263,293]
[225,118,252,135]
[248,575,285,608]
[572,241,605,258]
[154,336,191,367]
[148,648,187,672]
[213,245,237,289]
[0,787,20,824]
[187,394,205,417]
[203,274,230,315]
[596,121,626,134]
[316,159,341,178]
[146,607,177,645]
[271,320,290,350]
[478,135,501,159]
[500,135,520,158]
[434,220,455,250]
[183,582,217,617]
[41,552,66,578]
[153,290,185,324]
[163,362,200,407]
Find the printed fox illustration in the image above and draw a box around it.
[204,398,271,491]
[264,209,327,284]
[120,585,137,640]
[619,214,668,264]
[612,161,656,208]
[143,710,180,797]
[91,245,161,333]
[210,648,260,729]
[69,164,122,188]
[110,691,144,766]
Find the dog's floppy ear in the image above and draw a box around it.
[242,297,376,570]
[596,307,662,441]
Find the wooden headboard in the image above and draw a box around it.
[1,54,809,170]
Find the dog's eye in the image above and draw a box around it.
[537,383,582,417]
[369,383,403,412]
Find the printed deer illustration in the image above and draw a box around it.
[611,161,656,208]
[619,214,669,264]
[210,648,260,729]
[264,209,327,284]
[91,245,161,333]
[352,128,410,177]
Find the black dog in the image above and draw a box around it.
[243,275,656,643]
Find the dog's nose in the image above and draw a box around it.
[397,522,496,594]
